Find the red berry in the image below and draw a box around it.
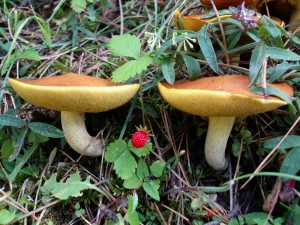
[131,126,151,148]
[131,131,148,148]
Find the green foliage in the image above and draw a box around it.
[71,0,93,13]
[105,139,164,201]
[228,212,284,225]
[41,171,108,200]
[107,34,153,82]
[0,209,15,225]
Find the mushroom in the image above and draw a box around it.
[158,75,293,170]
[174,10,232,31]
[9,73,140,156]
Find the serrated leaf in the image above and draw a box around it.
[197,26,218,72]
[181,54,201,80]
[137,159,149,179]
[108,34,141,59]
[280,147,300,180]
[41,172,107,200]
[150,160,165,178]
[105,139,127,162]
[0,209,15,225]
[114,150,137,179]
[142,180,160,201]
[123,174,142,189]
[71,0,87,13]
[266,46,300,61]
[161,57,175,84]
[29,122,64,138]
[129,141,152,157]
[0,114,26,127]
[111,54,152,82]
[249,42,265,86]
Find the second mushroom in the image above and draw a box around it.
[158,75,293,170]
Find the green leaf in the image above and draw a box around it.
[137,159,149,179]
[29,122,64,138]
[108,34,141,59]
[18,48,41,61]
[127,211,139,225]
[128,193,138,215]
[142,180,160,201]
[197,26,218,72]
[34,17,51,45]
[41,171,108,200]
[250,85,293,104]
[0,114,26,127]
[71,0,87,13]
[1,140,14,160]
[1,17,32,75]
[111,54,153,82]
[105,139,127,162]
[266,46,300,61]
[227,30,242,50]
[114,150,137,179]
[264,135,300,149]
[181,54,201,80]
[161,57,175,84]
[0,209,15,225]
[129,141,152,157]
[244,212,268,225]
[268,61,300,82]
[150,160,165,178]
[123,174,142,189]
[280,147,300,180]
[249,42,266,86]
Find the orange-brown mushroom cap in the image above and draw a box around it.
[9,73,140,112]
[158,75,293,118]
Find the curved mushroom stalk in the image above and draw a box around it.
[61,111,103,156]
[205,117,235,170]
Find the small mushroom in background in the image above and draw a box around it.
[9,73,140,156]
[158,75,293,170]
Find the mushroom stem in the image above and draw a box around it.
[205,116,235,170]
[61,111,103,156]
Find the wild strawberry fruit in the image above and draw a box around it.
[131,126,150,148]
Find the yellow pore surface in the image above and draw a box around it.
[158,75,293,118]
[9,73,140,112]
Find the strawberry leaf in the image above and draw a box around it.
[142,180,160,201]
[111,53,153,82]
[107,34,141,59]
[105,139,127,162]
[129,141,152,157]
[114,150,137,179]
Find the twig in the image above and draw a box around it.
[118,0,124,35]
